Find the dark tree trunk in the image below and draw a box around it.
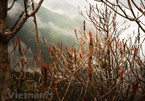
[0,42,11,101]
[0,0,7,30]
[0,0,12,101]
[0,0,7,19]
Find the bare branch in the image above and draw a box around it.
[24,0,28,16]
[9,0,44,39]
[27,0,44,17]
[94,0,145,32]
[7,0,17,10]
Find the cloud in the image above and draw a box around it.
[36,16,49,29]
[8,1,23,18]
[35,0,88,19]
[48,21,75,37]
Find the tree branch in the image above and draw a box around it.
[8,0,44,39]
[7,0,17,10]
[94,0,145,32]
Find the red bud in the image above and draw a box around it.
[139,7,144,13]
[21,71,25,80]
[51,76,56,92]
[74,28,76,34]
[58,42,61,48]
[66,45,69,52]
[119,41,123,49]
[131,83,138,93]
[42,36,46,44]
[83,96,87,101]
[120,69,124,77]
[134,47,138,53]
[73,48,76,55]
[87,66,91,72]
[89,31,93,38]
[83,20,86,25]
[17,36,20,45]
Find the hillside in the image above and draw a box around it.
[8,2,81,63]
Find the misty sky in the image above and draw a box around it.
[8,0,144,38]
[35,0,88,19]
[36,0,144,31]
[8,0,144,42]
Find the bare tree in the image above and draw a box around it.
[0,0,44,100]
[94,0,145,32]
[39,1,145,100]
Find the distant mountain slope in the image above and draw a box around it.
[8,1,81,66]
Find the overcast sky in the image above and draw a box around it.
[8,0,144,39]
[35,0,144,29]
[35,0,88,19]
[8,0,144,43]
